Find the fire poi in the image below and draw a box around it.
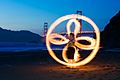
[46,14,100,67]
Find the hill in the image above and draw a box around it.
[101,11,120,48]
[0,27,43,43]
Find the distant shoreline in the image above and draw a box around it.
[0,46,120,52]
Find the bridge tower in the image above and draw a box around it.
[43,22,48,42]
[76,10,82,33]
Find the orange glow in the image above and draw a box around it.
[46,14,100,67]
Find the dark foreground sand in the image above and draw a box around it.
[0,50,120,80]
[0,63,120,80]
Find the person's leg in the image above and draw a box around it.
[66,47,75,59]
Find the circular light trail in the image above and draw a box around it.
[46,14,100,67]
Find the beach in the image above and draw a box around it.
[0,49,120,80]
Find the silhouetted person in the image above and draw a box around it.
[66,33,75,59]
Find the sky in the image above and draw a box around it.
[0,0,120,35]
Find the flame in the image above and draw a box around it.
[46,14,100,67]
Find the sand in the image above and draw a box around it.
[0,50,120,80]
[0,62,119,80]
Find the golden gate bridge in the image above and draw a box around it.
[43,11,95,40]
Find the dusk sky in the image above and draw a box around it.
[0,0,120,35]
